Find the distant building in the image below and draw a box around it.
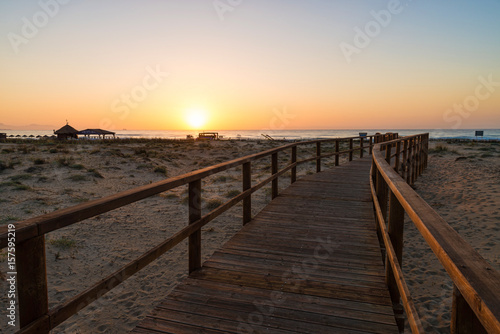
[54,123,78,140]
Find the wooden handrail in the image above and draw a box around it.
[371,133,500,333]
[1,134,385,334]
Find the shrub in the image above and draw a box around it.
[87,169,104,178]
[154,166,167,176]
[34,158,46,165]
[225,189,241,198]
[205,198,224,211]
[68,174,87,182]
[49,236,77,249]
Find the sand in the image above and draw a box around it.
[0,138,498,333]
[403,140,500,333]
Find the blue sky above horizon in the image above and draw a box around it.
[1,0,499,130]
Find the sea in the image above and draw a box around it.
[1,129,500,141]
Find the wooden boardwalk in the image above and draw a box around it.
[132,158,399,333]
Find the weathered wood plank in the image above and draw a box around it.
[133,157,398,333]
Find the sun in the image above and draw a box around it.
[186,108,208,129]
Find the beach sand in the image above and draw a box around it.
[403,140,500,332]
[1,139,498,333]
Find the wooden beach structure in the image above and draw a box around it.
[77,128,116,139]
[1,133,500,333]
[53,123,79,140]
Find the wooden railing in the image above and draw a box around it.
[1,134,385,334]
[370,133,500,333]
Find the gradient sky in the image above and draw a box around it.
[1,0,499,131]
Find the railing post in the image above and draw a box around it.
[394,141,401,173]
[401,140,408,180]
[411,138,416,185]
[360,137,364,158]
[451,285,487,334]
[335,140,340,166]
[369,136,373,155]
[316,142,321,173]
[243,162,252,225]
[349,138,353,161]
[406,139,413,185]
[385,143,392,165]
[291,146,297,184]
[272,152,279,199]
[188,179,202,273]
[17,236,49,331]
[386,190,405,332]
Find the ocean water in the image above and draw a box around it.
[1,129,499,141]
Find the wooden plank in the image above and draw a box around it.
[134,157,399,333]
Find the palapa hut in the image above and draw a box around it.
[77,129,116,139]
[54,122,79,140]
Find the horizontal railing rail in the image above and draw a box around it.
[370,133,500,333]
[1,134,393,334]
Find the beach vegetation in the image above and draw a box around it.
[10,174,32,181]
[34,158,46,165]
[49,148,58,154]
[70,164,85,170]
[48,236,77,249]
[214,175,227,183]
[68,174,87,182]
[159,193,178,199]
[1,148,14,154]
[14,183,31,191]
[225,189,241,198]
[0,216,20,224]
[87,169,104,178]
[90,148,101,154]
[429,145,458,154]
[37,176,49,182]
[154,166,168,176]
[480,153,494,158]
[205,198,224,211]
[56,156,73,167]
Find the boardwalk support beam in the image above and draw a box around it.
[188,179,202,273]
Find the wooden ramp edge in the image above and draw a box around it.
[132,158,399,334]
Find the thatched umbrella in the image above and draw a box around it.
[54,122,79,140]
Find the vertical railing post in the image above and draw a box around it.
[335,140,340,166]
[360,137,364,158]
[272,153,279,199]
[17,236,49,331]
[406,139,413,185]
[316,142,321,173]
[188,179,202,273]
[394,141,401,173]
[349,138,353,161]
[291,146,297,184]
[385,143,392,165]
[451,285,487,334]
[243,162,252,225]
[411,138,417,185]
[386,190,405,332]
[401,140,408,180]
[369,136,373,155]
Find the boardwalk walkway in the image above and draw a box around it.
[132,157,399,333]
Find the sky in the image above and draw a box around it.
[1,0,499,131]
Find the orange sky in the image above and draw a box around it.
[1,1,499,130]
